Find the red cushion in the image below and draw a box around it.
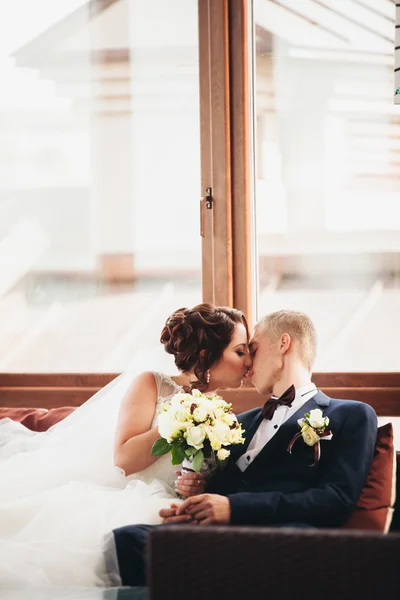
[0,406,76,432]
[343,423,396,533]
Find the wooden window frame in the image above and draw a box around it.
[1,372,399,416]
[199,0,254,325]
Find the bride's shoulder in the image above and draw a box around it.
[128,371,169,392]
[122,371,158,398]
[117,373,159,416]
[129,371,157,386]
[125,372,180,400]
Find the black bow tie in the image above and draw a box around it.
[261,385,296,420]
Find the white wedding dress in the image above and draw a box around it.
[0,371,183,588]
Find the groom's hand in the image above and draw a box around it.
[175,471,206,498]
[176,493,231,525]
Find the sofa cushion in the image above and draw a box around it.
[0,406,76,432]
[390,452,400,532]
[343,423,396,533]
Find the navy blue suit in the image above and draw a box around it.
[111,391,377,585]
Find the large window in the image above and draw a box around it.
[0,0,201,372]
[1,0,399,376]
[253,0,399,371]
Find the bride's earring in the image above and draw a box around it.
[206,370,210,385]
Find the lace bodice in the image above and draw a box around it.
[151,372,183,427]
[126,372,183,491]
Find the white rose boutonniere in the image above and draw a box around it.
[287,408,332,466]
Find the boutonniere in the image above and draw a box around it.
[287,408,332,466]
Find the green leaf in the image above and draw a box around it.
[151,438,172,456]
[171,444,186,465]
[192,449,205,472]
[185,447,196,458]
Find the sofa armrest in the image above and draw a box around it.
[148,525,400,600]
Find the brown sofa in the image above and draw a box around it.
[391,453,400,531]
[148,525,400,600]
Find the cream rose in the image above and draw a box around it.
[226,427,244,445]
[302,426,320,447]
[174,406,191,421]
[210,438,222,451]
[307,409,327,429]
[186,425,206,449]
[217,448,230,461]
[213,408,225,420]
[221,412,236,427]
[192,405,209,423]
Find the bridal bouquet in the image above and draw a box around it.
[151,389,245,473]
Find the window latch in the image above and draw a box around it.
[205,187,212,209]
[200,187,213,237]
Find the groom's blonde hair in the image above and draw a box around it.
[254,310,317,371]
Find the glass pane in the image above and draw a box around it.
[253,0,398,371]
[0,0,201,372]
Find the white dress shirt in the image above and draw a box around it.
[236,383,318,472]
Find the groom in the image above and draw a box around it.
[110,310,377,586]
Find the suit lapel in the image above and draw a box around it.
[230,409,263,460]
[242,410,263,453]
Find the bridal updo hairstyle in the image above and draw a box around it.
[160,303,248,390]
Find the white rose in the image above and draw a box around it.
[203,398,216,413]
[164,394,187,419]
[210,438,222,451]
[174,405,192,421]
[302,426,320,447]
[307,409,326,429]
[207,421,230,448]
[170,393,187,407]
[221,412,236,427]
[186,425,206,449]
[226,427,243,445]
[158,414,180,442]
[170,393,188,403]
[192,405,209,423]
[217,448,230,461]
[214,399,226,409]
[213,420,231,440]
[213,407,225,420]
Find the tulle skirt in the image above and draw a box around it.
[0,457,177,586]
[0,372,179,588]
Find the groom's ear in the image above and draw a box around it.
[279,333,292,355]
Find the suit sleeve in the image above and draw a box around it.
[227,402,377,527]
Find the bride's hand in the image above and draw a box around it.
[175,471,206,499]
[159,503,193,524]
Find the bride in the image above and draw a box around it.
[0,303,250,587]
